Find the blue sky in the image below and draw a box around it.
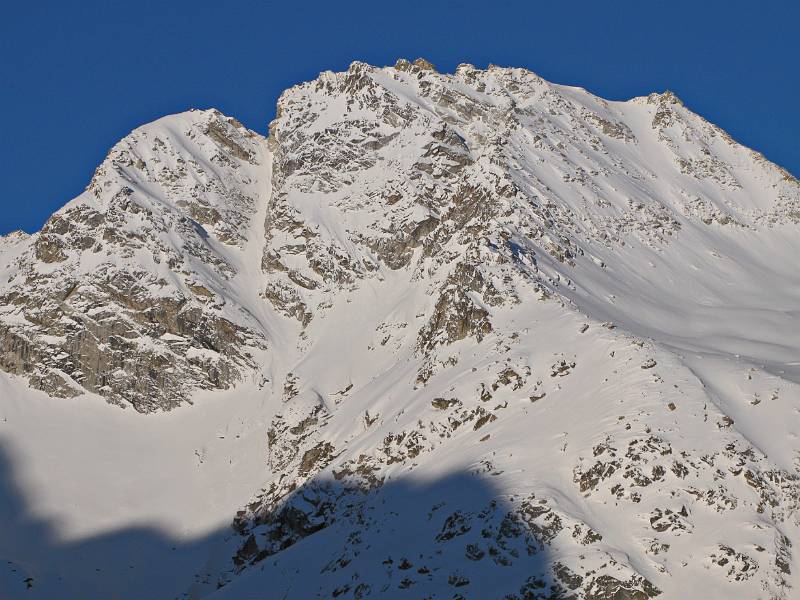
[1,0,798,234]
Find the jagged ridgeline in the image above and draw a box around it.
[1,59,799,598]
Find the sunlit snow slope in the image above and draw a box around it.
[0,59,798,599]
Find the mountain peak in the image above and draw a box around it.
[0,107,270,410]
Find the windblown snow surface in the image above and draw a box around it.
[0,60,799,599]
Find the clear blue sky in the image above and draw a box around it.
[1,0,798,235]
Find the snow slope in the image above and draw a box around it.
[0,59,798,599]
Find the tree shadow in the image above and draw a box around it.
[0,438,558,599]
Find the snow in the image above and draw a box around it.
[0,373,271,599]
[0,62,798,598]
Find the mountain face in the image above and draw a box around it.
[0,110,271,411]
[1,59,799,599]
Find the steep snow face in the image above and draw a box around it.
[260,59,800,392]
[0,60,799,599]
[218,60,800,600]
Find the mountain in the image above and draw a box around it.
[0,59,798,599]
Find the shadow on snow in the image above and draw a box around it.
[0,439,554,599]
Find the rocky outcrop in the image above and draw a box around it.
[0,109,268,411]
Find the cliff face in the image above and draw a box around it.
[1,60,799,599]
[0,109,272,411]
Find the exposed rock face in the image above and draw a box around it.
[2,60,800,598]
[0,109,269,411]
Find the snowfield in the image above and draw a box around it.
[0,59,798,599]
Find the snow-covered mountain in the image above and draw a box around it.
[0,59,798,599]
